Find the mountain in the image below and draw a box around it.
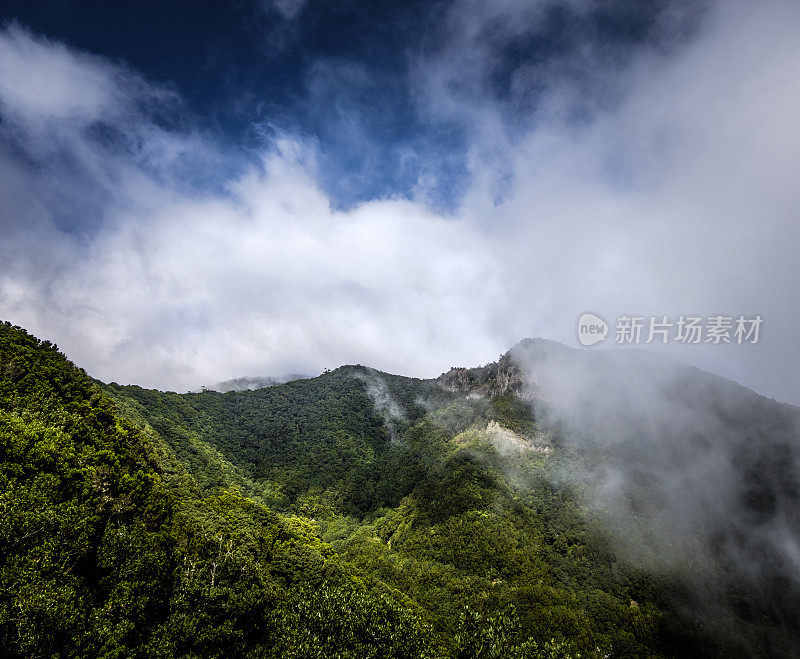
[0,323,433,658]
[2,322,799,657]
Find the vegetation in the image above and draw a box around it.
[0,323,431,657]
[1,321,786,656]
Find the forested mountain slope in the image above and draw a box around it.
[2,321,799,657]
[104,365,666,655]
[0,322,435,658]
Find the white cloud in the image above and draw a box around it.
[0,23,174,131]
[1,3,800,403]
[0,24,117,125]
[449,0,800,402]
[264,0,306,20]
[0,30,504,389]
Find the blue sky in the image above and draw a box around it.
[0,0,700,209]
[1,0,799,404]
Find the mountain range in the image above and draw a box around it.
[1,322,798,658]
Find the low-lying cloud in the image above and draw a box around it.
[510,339,800,654]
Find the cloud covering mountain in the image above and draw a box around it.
[0,1,798,402]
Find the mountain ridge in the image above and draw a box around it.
[3,320,800,657]
[198,373,312,393]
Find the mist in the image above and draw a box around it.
[0,2,799,404]
[508,339,800,654]
[352,368,408,443]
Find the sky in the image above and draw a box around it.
[0,0,799,402]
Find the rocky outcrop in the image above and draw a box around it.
[436,353,524,398]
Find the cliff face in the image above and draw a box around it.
[436,353,525,398]
[435,338,572,400]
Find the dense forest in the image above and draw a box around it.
[1,321,798,657]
